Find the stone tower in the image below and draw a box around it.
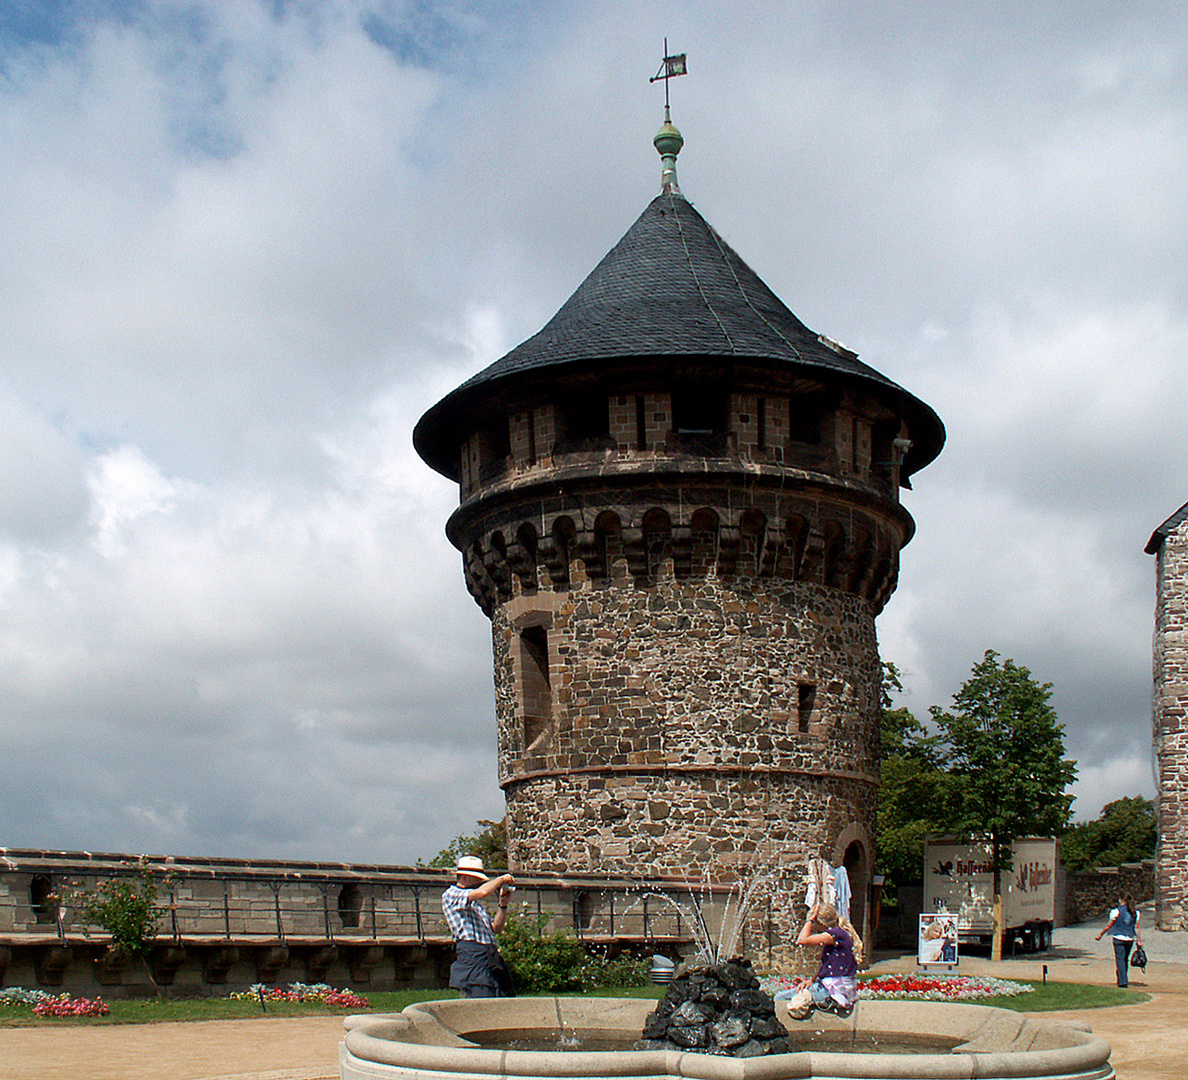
[414,113,944,939]
[1147,501,1188,931]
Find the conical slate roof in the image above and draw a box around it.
[415,190,944,480]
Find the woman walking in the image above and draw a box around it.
[1095,893,1141,987]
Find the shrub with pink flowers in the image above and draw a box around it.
[32,994,110,1017]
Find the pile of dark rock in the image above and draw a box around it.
[635,958,790,1057]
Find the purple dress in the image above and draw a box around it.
[816,926,858,1006]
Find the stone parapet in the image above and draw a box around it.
[1063,861,1156,926]
[0,848,751,996]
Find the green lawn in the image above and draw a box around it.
[0,980,1143,1027]
[0,989,456,1027]
[970,980,1148,1012]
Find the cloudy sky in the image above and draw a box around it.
[0,1,1184,866]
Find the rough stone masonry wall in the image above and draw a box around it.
[1064,861,1156,926]
[493,574,879,969]
[1155,520,1188,930]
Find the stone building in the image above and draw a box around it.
[1147,501,1188,930]
[414,111,944,946]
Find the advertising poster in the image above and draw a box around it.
[918,913,959,967]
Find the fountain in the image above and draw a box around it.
[339,868,1114,1080]
[340,995,1114,1080]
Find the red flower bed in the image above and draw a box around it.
[33,995,110,1017]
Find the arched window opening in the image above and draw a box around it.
[512,522,540,592]
[30,874,57,924]
[550,516,576,588]
[739,509,767,577]
[518,623,552,752]
[593,511,622,582]
[642,508,672,582]
[690,508,719,577]
[338,883,362,928]
[779,514,809,579]
[822,521,847,588]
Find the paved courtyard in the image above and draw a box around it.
[1,913,1184,1080]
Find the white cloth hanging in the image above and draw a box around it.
[831,864,851,923]
[804,858,836,910]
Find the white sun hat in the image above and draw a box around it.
[455,855,489,882]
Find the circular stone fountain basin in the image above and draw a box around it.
[340,996,1114,1080]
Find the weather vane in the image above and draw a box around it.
[649,38,687,110]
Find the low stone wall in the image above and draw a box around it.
[0,848,731,997]
[1064,861,1156,926]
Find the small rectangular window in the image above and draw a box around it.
[519,625,552,750]
[798,683,816,733]
[672,387,725,434]
[556,395,611,453]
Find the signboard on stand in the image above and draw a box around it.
[918,913,959,968]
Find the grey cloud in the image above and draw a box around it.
[0,1,1183,863]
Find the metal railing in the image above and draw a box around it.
[5,880,699,947]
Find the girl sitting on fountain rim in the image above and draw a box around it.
[773,902,858,1018]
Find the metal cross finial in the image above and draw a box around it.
[651,39,686,194]
[649,38,687,110]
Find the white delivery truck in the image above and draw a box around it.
[923,837,1059,953]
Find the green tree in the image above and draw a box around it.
[875,662,943,888]
[930,650,1077,957]
[1061,796,1156,873]
[424,817,509,870]
[74,869,168,994]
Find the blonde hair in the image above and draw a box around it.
[815,902,839,927]
[814,903,865,966]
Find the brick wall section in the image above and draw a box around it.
[1154,517,1188,930]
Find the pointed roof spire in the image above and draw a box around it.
[654,105,684,194]
[649,41,687,194]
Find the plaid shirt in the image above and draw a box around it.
[442,884,497,944]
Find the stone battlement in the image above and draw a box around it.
[0,847,755,997]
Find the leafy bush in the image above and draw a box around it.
[498,912,590,993]
[75,871,163,960]
[1061,796,1156,873]
[587,952,649,989]
[497,912,649,993]
[424,818,508,869]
